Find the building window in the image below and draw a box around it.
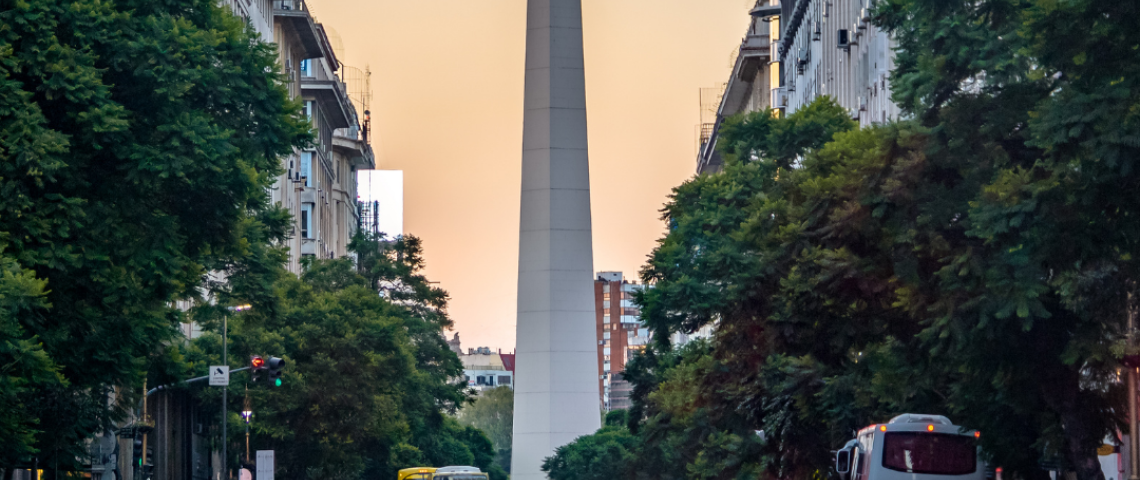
[603,300,610,309]
[498,375,511,385]
[301,203,313,239]
[603,313,610,324]
[300,58,313,77]
[305,100,315,120]
[603,331,610,339]
[603,292,610,301]
[603,284,610,293]
[301,151,313,187]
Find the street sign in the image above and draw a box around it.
[209,366,230,386]
[256,450,274,480]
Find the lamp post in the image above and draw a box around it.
[223,304,251,480]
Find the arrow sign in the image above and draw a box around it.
[209,365,230,386]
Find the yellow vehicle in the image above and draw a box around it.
[397,467,436,480]
[431,466,488,480]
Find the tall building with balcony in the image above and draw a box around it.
[697,0,899,175]
[594,272,650,410]
[228,0,375,271]
[696,1,777,174]
[296,26,374,262]
[773,0,899,124]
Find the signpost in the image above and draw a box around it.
[209,366,230,387]
[256,451,274,480]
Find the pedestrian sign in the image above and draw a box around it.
[209,365,230,386]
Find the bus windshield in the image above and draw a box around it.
[882,432,976,475]
[434,476,487,480]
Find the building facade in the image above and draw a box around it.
[698,0,899,175]
[460,347,516,392]
[696,2,776,174]
[594,272,650,410]
[774,0,899,124]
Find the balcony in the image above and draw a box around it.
[302,76,353,129]
[273,0,322,59]
[770,87,787,110]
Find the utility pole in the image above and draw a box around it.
[223,305,252,480]
[1130,291,1139,480]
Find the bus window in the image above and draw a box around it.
[882,432,976,475]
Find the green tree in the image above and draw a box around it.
[0,0,309,469]
[0,250,62,467]
[457,386,514,473]
[541,424,638,480]
[637,0,1140,472]
[184,237,506,480]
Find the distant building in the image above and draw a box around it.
[594,272,650,410]
[450,334,515,392]
[447,332,463,354]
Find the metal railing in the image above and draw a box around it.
[699,122,716,146]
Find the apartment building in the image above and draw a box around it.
[698,0,899,174]
[696,3,777,174]
[774,0,899,124]
[594,272,650,410]
[226,0,374,271]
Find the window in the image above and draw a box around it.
[603,313,610,324]
[498,375,511,385]
[603,300,610,309]
[300,58,313,77]
[882,433,976,475]
[603,332,610,339]
[300,152,313,187]
[603,292,610,301]
[301,203,313,239]
[305,100,315,120]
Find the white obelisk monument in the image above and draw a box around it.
[511,0,601,478]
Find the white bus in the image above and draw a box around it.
[431,466,488,480]
[836,414,985,480]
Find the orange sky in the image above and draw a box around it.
[309,0,754,351]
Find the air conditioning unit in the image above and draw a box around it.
[837,29,850,49]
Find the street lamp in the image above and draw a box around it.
[223,304,251,480]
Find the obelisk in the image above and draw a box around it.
[511,0,601,478]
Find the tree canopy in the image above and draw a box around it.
[183,234,507,480]
[552,5,1140,470]
[0,0,309,468]
[457,386,514,473]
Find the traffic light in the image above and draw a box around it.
[267,356,285,387]
[133,436,144,467]
[250,355,265,382]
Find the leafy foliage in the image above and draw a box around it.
[457,386,514,473]
[0,0,309,467]
[185,235,505,480]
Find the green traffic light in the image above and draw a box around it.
[275,378,282,387]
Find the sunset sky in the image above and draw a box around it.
[309,0,755,351]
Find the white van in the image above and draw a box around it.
[836,414,985,480]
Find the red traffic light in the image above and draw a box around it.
[251,356,265,368]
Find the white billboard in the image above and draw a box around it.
[357,170,404,239]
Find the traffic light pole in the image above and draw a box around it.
[222,311,228,480]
